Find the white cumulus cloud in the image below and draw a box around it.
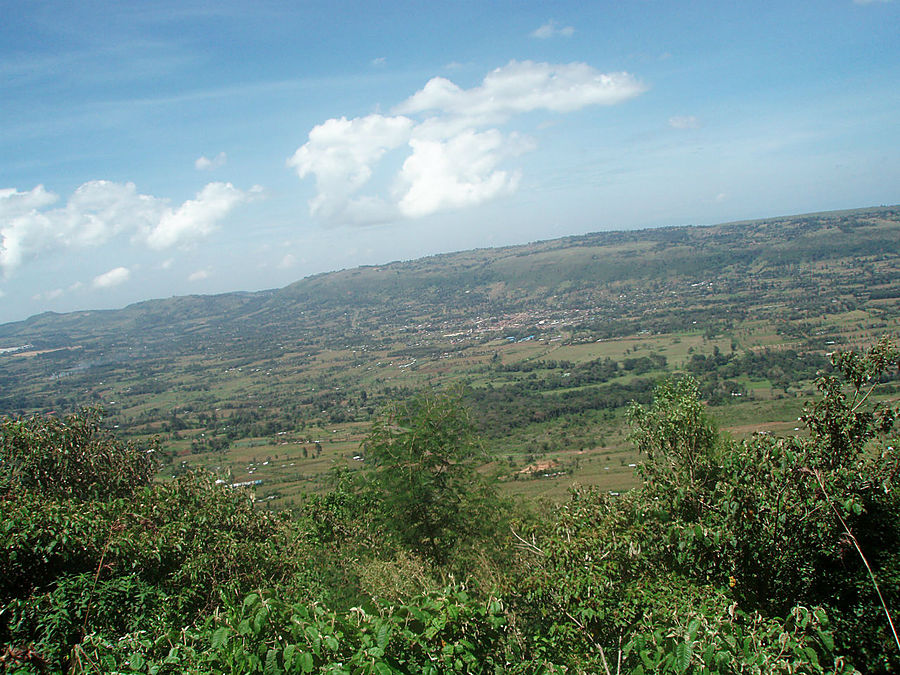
[92,266,131,289]
[195,152,227,171]
[1,181,162,274]
[144,182,252,249]
[0,180,256,275]
[396,130,530,218]
[0,185,58,216]
[66,181,164,246]
[290,61,645,226]
[287,114,413,223]
[530,20,575,39]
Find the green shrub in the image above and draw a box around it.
[0,408,157,500]
[3,341,898,673]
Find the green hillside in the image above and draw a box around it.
[0,206,898,502]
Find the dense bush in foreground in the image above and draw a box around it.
[1,339,898,673]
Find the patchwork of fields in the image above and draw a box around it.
[1,206,898,505]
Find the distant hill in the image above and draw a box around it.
[2,205,897,353]
[1,204,898,502]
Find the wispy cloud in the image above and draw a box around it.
[195,152,227,171]
[92,266,130,289]
[395,61,641,119]
[531,20,575,39]
[32,281,83,302]
[32,288,61,301]
[289,61,645,226]
[669,115,701,129]
[188,268,210,282]
[1,40,196,91]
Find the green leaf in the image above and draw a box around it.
[817,629,835,652]
[299,651,314,673]
[129,653,146,671]
[687,618,700,640]
[674,641,692,673]
[284,644,296,667]
[254,606,270,634]
[265,648,279,675]
[804,646,820,666]
[376,623,391,650]
[211,626,230,649]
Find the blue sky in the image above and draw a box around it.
[1,0,898,325]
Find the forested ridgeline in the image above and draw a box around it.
[2,339,899,674]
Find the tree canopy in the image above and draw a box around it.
[363,389,502,566]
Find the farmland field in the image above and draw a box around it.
[1,206,898,506]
